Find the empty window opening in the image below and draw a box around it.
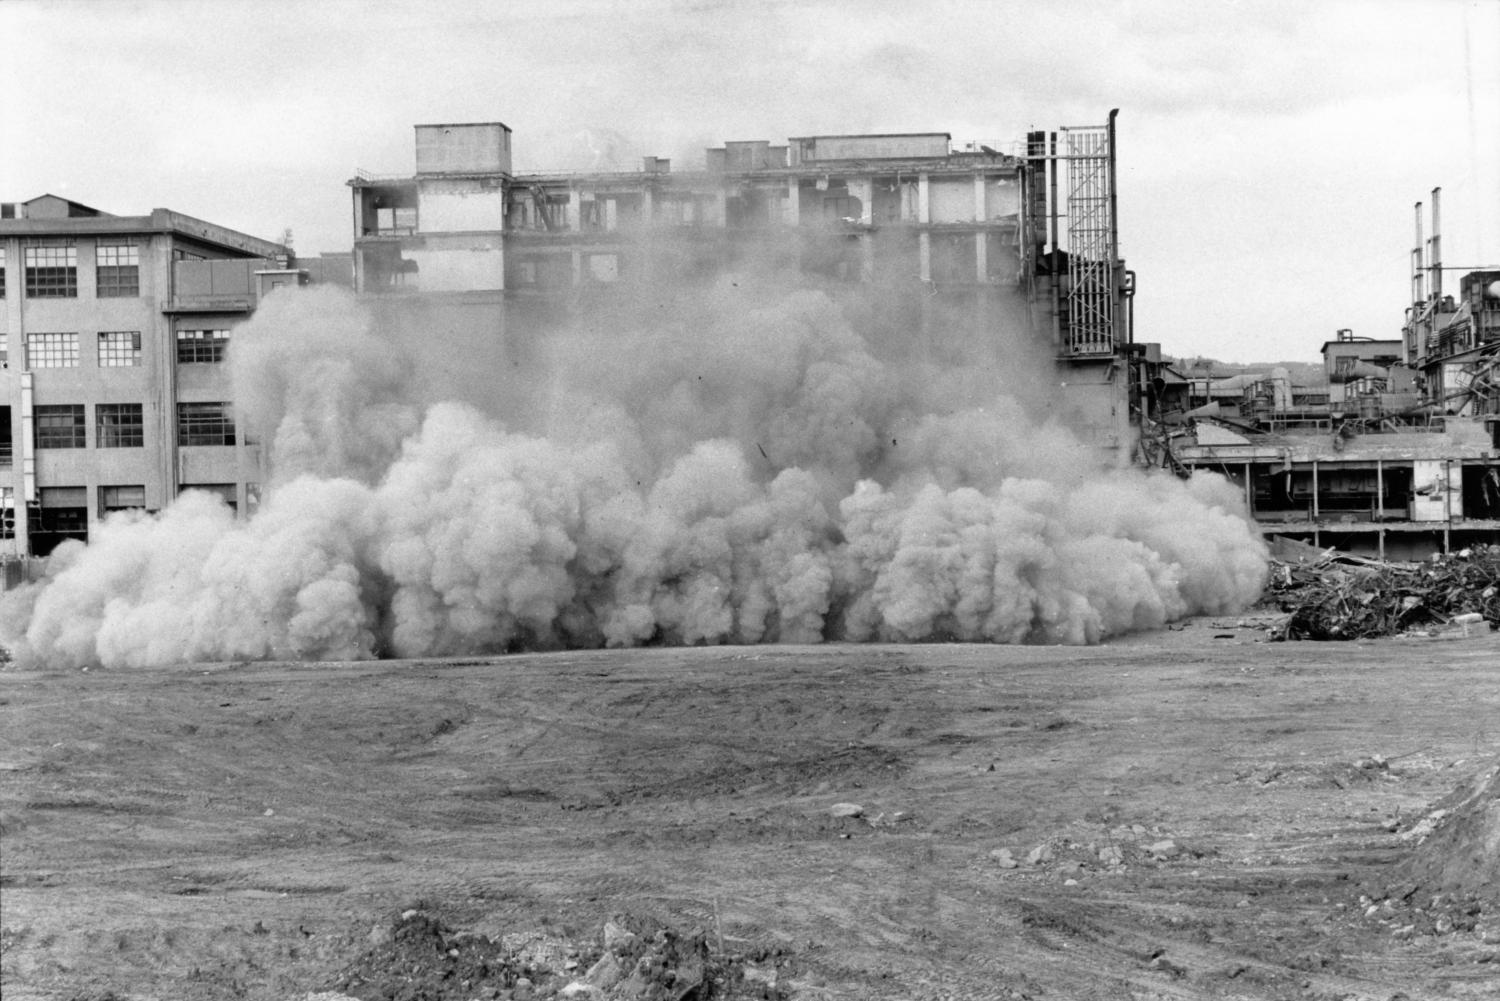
[35,404,86,448]
[96,403,144,448]
[98,330,142,367]
[32,486,88,555]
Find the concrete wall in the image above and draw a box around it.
[793,134,949,163]
[405,235,505,292]
[928,177,977,223]
[419,181,506,233]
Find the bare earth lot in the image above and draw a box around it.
[3,618,1499,1000]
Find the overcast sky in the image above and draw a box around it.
[3,0,1496,363]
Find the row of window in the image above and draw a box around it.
[31,402,235,449]
[0,484,245,541]
[0,243,140,299]
[6,330,230,369]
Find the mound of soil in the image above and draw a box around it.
[1398,762,1500,908]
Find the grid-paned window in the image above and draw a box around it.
[0,247,7,299]
[35,405,86,448]
[176,328,230,364]
[24,245,77,297]
[27,332,80,368]
[96,243,140,297]
[98,330,142,367]
[177,402,235,446]
[0,487,13,540]
[97,404,144,448]
[100,485,147,514]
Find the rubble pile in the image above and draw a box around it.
[320,909,791,1001]
[1266,541,1500,641]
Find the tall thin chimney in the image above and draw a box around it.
[1413,200,1425,305]
[1429,187,1443,302]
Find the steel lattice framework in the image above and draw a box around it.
[1063,125,1115,355]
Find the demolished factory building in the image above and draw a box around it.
[3,115,1143,560]
[6,117,1499,565]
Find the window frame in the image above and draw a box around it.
[34,404,87,449]
[176,402,236,447]
[96,403,145,448]
[100,484,147,514]
[26,332,80,369]
[95,242,141,298]
[24,244,78,298]
[97,330,142,367]
[176,328,231,364]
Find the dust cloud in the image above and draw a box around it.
[0,268,1268,668]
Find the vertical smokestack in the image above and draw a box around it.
[1413,200,1425,305]
[1430,186,1443,302]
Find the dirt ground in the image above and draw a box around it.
[3,615,1499,1001]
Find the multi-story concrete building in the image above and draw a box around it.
[0,194,348,556]
[348,118,1138,451]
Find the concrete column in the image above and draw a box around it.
[786,179,800,225]
[974,175,988,281]
[917,174,931,223]
[848,178,874,225]
[918,233,931,283]
[567,190,581,231]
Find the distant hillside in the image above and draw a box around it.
[1166,357,1328,387]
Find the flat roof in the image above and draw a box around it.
[0,207,287,258]
[786,132,952,141]
[415,121,512,132]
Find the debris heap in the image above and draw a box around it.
[1266,541,1500,641]
[320,909,790,1001]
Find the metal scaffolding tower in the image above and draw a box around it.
[1062,120,1117,355]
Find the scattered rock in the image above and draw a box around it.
[602,918,639,953]
[1147,839,1180,860]
[829,802,864,818]
[990,848,1019,868]
[1026,844,1053,866]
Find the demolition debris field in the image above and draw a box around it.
[3,621,1499,1001]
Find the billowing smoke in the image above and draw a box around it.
[0,271,1268,669]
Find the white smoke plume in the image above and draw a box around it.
[0,276,1269,669]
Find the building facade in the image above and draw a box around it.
[0,195,348,556]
